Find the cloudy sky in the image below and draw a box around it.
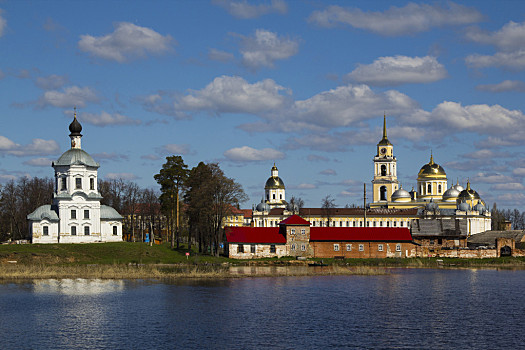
[1,0,525,210]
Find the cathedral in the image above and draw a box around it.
[27,114,123,243]
[242,116,491,236]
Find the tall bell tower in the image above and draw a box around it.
[372,115,399,202]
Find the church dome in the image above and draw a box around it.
[418,154,446,179]
[265,176,285,189]
[54,148,99,168]
[474,202,486,213]
[426,200,439,211]
[458,201,470,211]
[442,186,460,202]
[256,201,270,212]
[392,187,411,201]
[69,115,82,136]
[457,182,481,202]
[453,181,464,192]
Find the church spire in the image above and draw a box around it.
[69,108,83,149]
[377,114,392,146]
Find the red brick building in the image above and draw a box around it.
[225,215,415,259]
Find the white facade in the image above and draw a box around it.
[28,115,123,243]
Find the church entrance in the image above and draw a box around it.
[500,245,512,257]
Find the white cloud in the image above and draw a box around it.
[0,9,6,37]
[35,74,68,90]
[141,154,160,161]
[81,111,141,126]
[208,48,235,62]
[224,146,285,162]
[23,157,53,167]
[307,154,329,162]
[476,80,525,93]
[466,50,525,70]
[472,172,514,184]
[105,172,139,180]
[496,192,525,205]
[296,183,316,189]
[512,168,525,177]
[213,0,287,19]
[159,144,192,155]
[38,85,99,108]
[490,183,525,191]
[461,149,509,160]
[319,169,336,176]
[466,21,525,52]
[346,56,447,86]
[78,22,173,62]
[0,136,60,157]
[92,152,129,161]
[308,2,482,36]
[240,29,299,69]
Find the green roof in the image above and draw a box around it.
[54,149,99,168]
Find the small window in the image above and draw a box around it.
[438,184,442,193]
[393,221,397,227]
[396,243,401,252]
[378,244,384,252]
[71,226,77,236]
[373,221,376,227]
[280,194,282,200]
[76,178,82,189]
[290,228,296,235]
[387,221,390,227]
[90,178,95,190]
[61,177,66,190]
[84,210,89,219]
[301,228,305,235]
[251,244,256,254]
[273,194,275,200]
[270,245,276,253]
[379,221,383,227]
[71,210,76,219]
[301,244,306,251]
[238,244,244,253]
[291,244,296,251]
[359,244,364,252]
[113,226,117,236]
[84,226,90,235]
[346,244,352,251]
[427,183,432,194]
[43,226,49,236]
[334,244,340,252]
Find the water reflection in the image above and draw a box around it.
[32,279,125,295]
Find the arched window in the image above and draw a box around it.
[427,183,432,194]
[438,184,442,193]
[280,194,282,200]
[272,194,275,200]
[380,186,387,201]
[381,165,387,176]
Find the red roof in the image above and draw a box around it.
[279,215,311,226]
[226,227,285,244]
[310,227,412,242]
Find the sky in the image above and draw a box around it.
[1,0,525,210]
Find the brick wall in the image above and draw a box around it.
[228,243,287,259]
[311,241,415,258]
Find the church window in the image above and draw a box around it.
[438,184,442,193]
[334,244,340,251]
[43,226,49,236]
[61,177,67,191]
[113,226,117,236]
[71,226,77,236]
[427,184,432,194]
[267,194,269,200]
[381,165,387,176]
[387,221,390,227]
[378,244,384,252]
[84,226,90,235]
[380,186,387,201]
[280,194,282,200]
[251,244,256,253]
[273,194,275,200]
[90,178,95,190]
[71,210,76,219]
[84,210,90,219]
[76,178,82,189]
[373,221,376,227]
[238,244,244,253]
[380,221,383,227]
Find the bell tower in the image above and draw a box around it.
[372,115,399,202]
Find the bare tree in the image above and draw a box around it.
[289,196,304,215]
[321,195,336,227]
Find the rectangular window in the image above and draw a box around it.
[90,178,95,190]
[113,226,117,236]
[43,226,49,236]
[71,226,77,236]
[71,210,76,219]
[84,210,89,219]
[334,244,340,252]
[251,244,256,254]
[238,244,244,253]
[291,244,296,251]
[76,178,82,189]
[396,243,401,252]
[346,244,352,251]
[393,221,397,227]
[61,178,66,190]
[290,228,295,235]
[301,228,305,235]
[301,244,306,251]
[270,245,276,253]
[378,244,384,252]
[359,244,364,252]
[84,226,90,235]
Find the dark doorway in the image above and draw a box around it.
[500,246,512,257]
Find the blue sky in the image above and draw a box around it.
[2,0,525,210]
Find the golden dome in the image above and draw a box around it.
[417,153,446,179]
[457,181,481,201]
[265,176,285,189]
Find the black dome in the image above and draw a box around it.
[69,116,82,136]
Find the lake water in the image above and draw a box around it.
[1,268,524,349]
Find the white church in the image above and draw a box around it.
[27,114,123,243]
